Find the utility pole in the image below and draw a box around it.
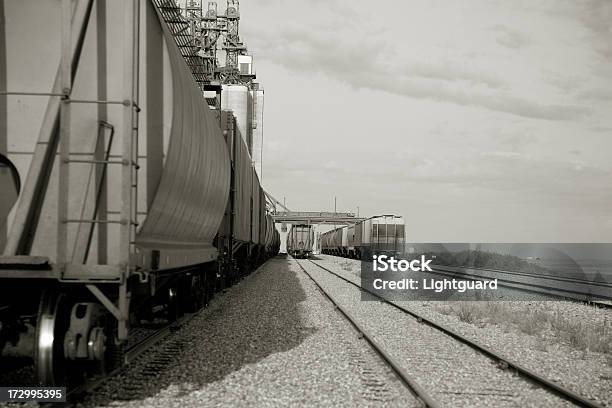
[334,197,337,231]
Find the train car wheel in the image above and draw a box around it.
[99,316,122,375]
[34,290,71,386]
[185,274,204,312]
[167,286,179,323]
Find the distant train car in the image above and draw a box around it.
[287,224,314,258]
[264,214,281,256]
[332,227,345,255]
[319,230,331,255]
[320,215,405,259]
[320,226,342,256]
[359,215,405,258]
[347,223,357,258]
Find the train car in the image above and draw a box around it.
[340,227,349,257]
[265,215,281,256]
[320,230,331,254]
[215,110,273,280]
[320,229,333,255]
[0,1,278,386]
[320,226,344,256]
[287,224,314,258]
[320,215,405,259]
[321,227,339,256]
[358,215,405,258]
[347,224,357,258]
[331,227,344,255]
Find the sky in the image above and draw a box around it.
[238,0,612,242]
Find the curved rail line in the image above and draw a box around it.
[294,259,441,408]
[306,258,603,408]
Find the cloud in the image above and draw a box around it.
[543,70,586,94]
[591,125,612,133]
[576,0,612,60]
[398,59,507,89]
[369,77,588,120]
[577,88,612,102]
[244,0,612,240]
[491,25,529,49]
[527,0,612,61]
[268,145,612,215]
[394,153,612,208]
[250,26,589,121]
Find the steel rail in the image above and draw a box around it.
[295,259,441,408]
[348,257,612,309]
[425,266,612,309]
[62,258,277,403]
[63,310,199,403]
[308,259,603,408]
[433,264,612,288]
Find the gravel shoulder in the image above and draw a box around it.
[83,255,417,408]
[316,254,612,407]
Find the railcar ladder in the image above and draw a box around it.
[55,0,140,341]
[56,2,139,272]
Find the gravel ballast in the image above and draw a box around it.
[316,254,612,407]
[301,257,583,407]
[83,256,417,407]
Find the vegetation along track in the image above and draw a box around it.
[302,258,603,408]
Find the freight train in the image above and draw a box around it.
[287,224,315,259]
[320,215,405,259]
[0,1,278,386]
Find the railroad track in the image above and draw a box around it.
[328,255,612,309]
[62,310,201,404]
[294,259,440,408]
[437,264,612,288]
[298,258,603,408]
[428,264,612,309]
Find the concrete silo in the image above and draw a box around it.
[251,86,264,177]
[221,84,250,152]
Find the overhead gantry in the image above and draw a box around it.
[272,211,365,225]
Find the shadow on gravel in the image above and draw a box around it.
[93,256,315,404]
